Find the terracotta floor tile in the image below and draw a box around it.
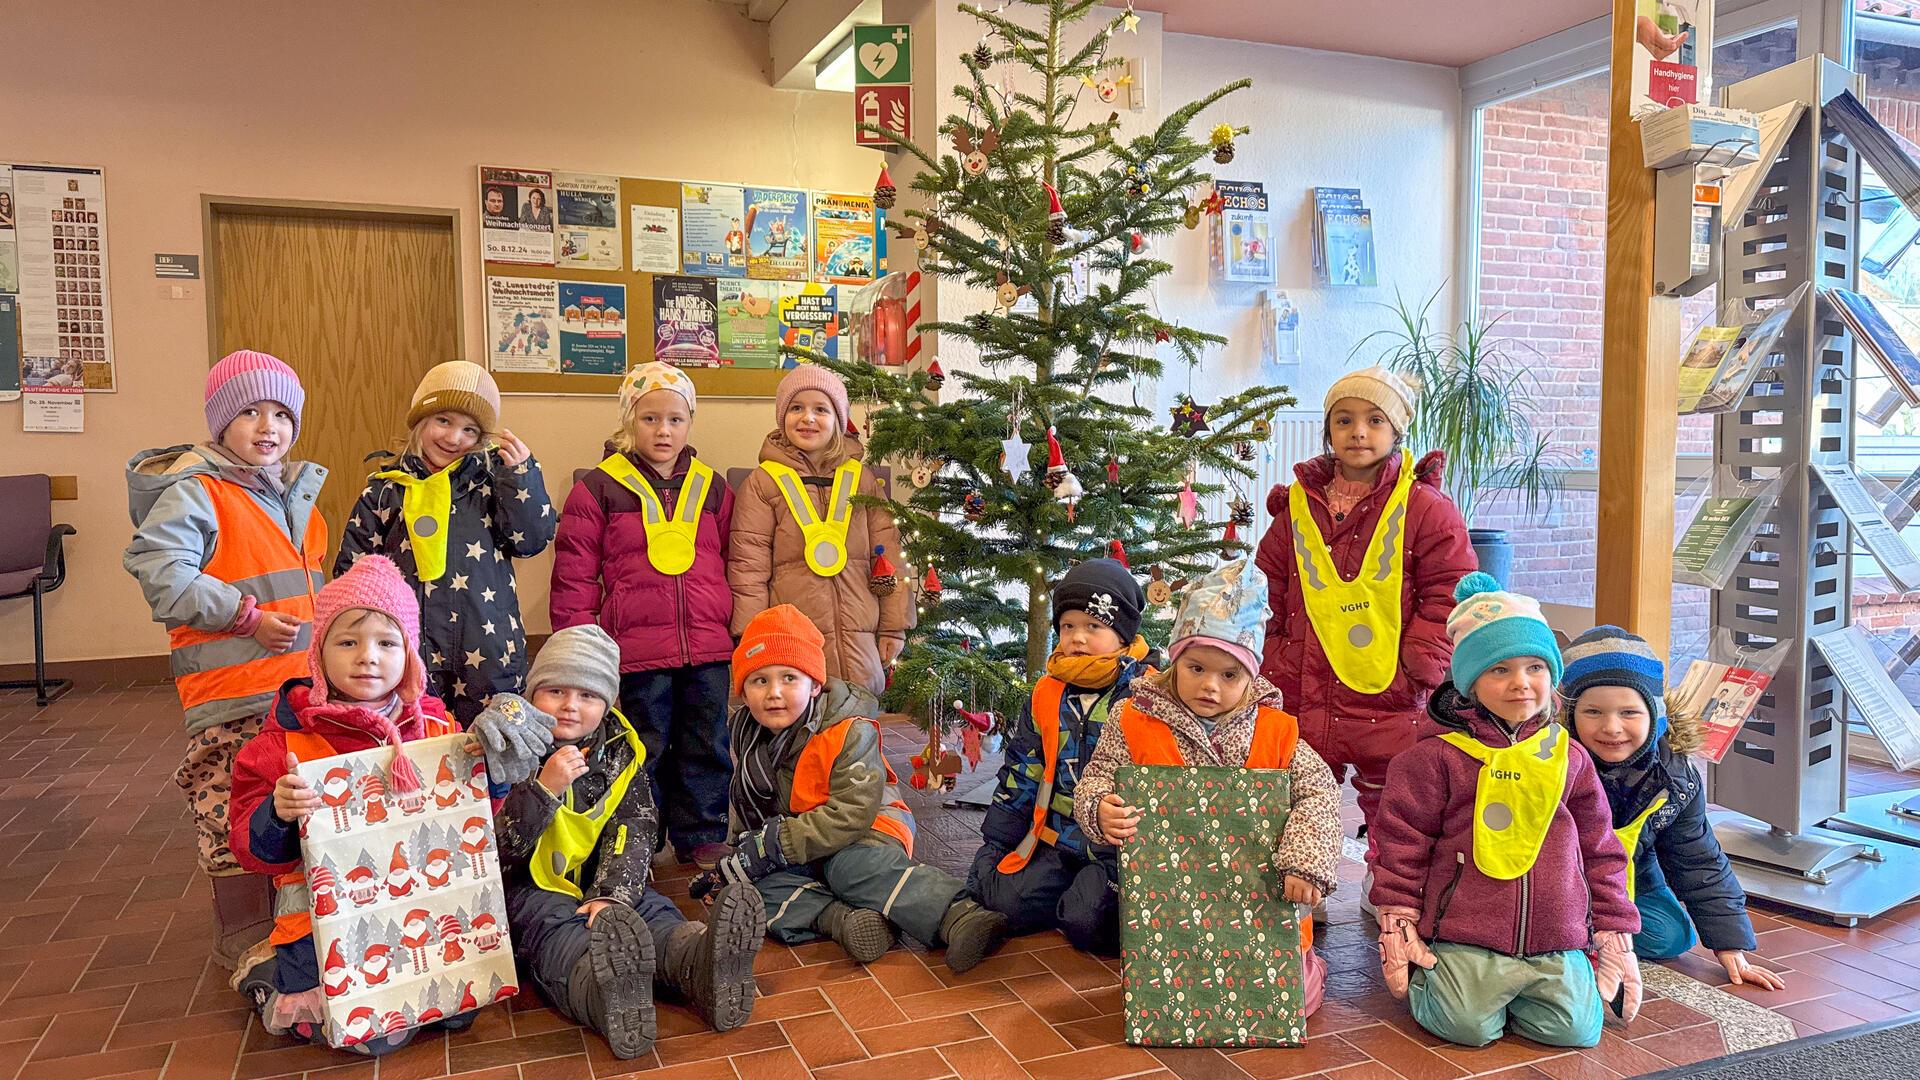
[1339,1022,1467,1080]
[1300,1000,1381,1039]
[1034,947,1121,994]
[757,943,804,975]
[235,1041,365,1080]
[0,1038,37,1080]
[1805,942,1920,991]
[733,1045,814,1080]
[1474,1068,1554,1080]
[853,1013,984,1057]
[938,1037,1026,1080]
[754,988,835,1024]
[1631,1024,1726,1067]
[0,984,134,1023]
[812,1047,955,1080]
[16,1043,171,1080]
[893,982,1017,1021]
[1056,1011,1130,1050]
[867,951,945,999]
[1077,985,1124,1017]
[1716,965,1848,1007]
[927,951,1048,988]
[611,1060,736,1080]
[445,1028,585,1072]
[1776,998,1875,1034]
[438,1067,519,1080]
[783,1010,868,1068]
[652,1020,789,1067]
[1021,1043,1165,1080]
[1145,1047,1257,1080]
[821,978,909,1029]
[973,1001,1075,1059]
[1579,1032,1669,1079]
[1004,971,1101,1025]
[1749,926,1837,961]
[1428,1032,1562,1073]
[1319,1065,1411,1080]
[1632,999,1710,1033]
[1528,1053,1621,1080]
[756,960,873,997]
[1777,947,1917,1000]
[1230,1033,1368,1080]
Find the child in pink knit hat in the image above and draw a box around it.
[726,364,914,699]
[124,348,327,971]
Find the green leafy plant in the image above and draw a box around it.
[1355,284,1566,526]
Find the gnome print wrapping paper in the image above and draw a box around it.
[297,733,516,1049]
[1117,765,1306,1048]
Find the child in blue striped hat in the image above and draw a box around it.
[1563,626,1784,991]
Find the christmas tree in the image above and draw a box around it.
[799,0,1295,723]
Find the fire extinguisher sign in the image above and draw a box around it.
[853,24,912,148]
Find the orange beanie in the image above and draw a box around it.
[732,604,828,695]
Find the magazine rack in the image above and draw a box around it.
[1704,56,1920,924]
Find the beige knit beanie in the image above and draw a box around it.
[408,361,501,434]
[1324,364,1417,433]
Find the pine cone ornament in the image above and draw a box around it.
[1213,141,1236,165]
[962,490,987,522]
[1230,494,1254,527]
[969,312,993,335]
[1234,440,1255,462]
[869,545,898,598]
[972,42,993,69]
[873,166,897,210]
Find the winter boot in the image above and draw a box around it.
[567,904,657,1059]
[814,900,893,963]
[939,899,1009,974]
[210,872,276,970]
[659,882,766,1031]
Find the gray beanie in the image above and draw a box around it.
[527,624,621,704]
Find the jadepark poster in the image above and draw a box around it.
[745,187,808,281]
[681,183,747,278]
[559,282,627,374]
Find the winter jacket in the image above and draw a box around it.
[1072,677,1343,895]
[495,713,659,907]
[550,444,734,673]
[978,659,1149,863]
[334,450,555,723]
[1371,686,1639,957]
[124,444,329,734]
[1254,450,1475,724]
[727,433,914,699]
[726,679,912,863]
[1587,711,1758,952]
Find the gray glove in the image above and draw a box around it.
[469,693,556,785]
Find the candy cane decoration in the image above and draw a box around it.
[904,270,924,363]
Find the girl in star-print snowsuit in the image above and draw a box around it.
[335,362,555,724]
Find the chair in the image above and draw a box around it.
[0,474,76,706]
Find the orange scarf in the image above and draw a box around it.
[1044,636,1151,689]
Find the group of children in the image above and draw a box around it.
[123,351,1781,1060]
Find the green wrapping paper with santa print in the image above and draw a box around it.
[1117,764,1306,1048]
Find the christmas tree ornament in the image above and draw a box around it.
[922,565,944,598]
[1107,456,1121,485]
[1096,110,1121,147]
[869,545,899,598]
[1222,519,1240,556]
[1080,71,1134,104]
[1203,188,1226,216]
[1124,164,1151,198]
[962,490,987,521]
[1001,430,1031,483]
[925,359,946,391]
[1108,539,1130,568]
[1129,230,1145,253]
[910,461,936,487]
[969,311,994,336]
[1055,470,1084,521]
[971,40,994,69]
[1177,478,1199,527]
[1154,326,1171,344]
[962,725,984,769]
[1169,394,1211,436]
[886,218,923,250]
[1121,3,1141,33]
[1043,426,1068,490]
[1251,416,1273,440]
[909,726,963,792]
[1146,566,1173,606]
[1182,201,1203,229]
[953,125,1000,176]
[993,270,1031,312]
[1210,123,1238,164]
[1044,182,1067,245]
[873,166,897,210]
[1234,439,1255,462]
[1230,493,1254,527]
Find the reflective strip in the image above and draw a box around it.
[829,467,857,524]
[680,470,710,521]
[276,877,311,919]
[170,622,313,676]
[771,880,825,925]
[182,691,278,732]
[772,471,820,525]
[228,568,326,602]
[879,864,917,918]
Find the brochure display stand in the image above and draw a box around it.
[1702,57,1920,924]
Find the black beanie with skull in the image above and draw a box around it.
[1050,557,1145,643]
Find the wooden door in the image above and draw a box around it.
[209,205,459,543]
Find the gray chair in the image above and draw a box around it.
[0,474,76,706]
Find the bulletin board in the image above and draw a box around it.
[477,166,879,398]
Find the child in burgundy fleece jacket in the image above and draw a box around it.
[1369,574,1641,1049]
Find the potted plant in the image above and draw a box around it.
[1355,286,1566,586]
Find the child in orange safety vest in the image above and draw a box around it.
[1073,559,1341,1017]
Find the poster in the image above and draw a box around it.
[7,163,115,391]
[479,166,555,265]
[811,193,876,285]
[745,187,808,281]
[680,183,747,278]
[718,280,783,368]
[485,276,560,374]
[22,384,83,432]
[1631,0,1712,118]
[653,275,720,366]
[630,204,679,274]
[559,282,628,375]
[0,165,16,294]
[554,172,621,272]
[295,733,519,1048]
[0,295,20,401]
[779,282,840,363]
[1215,180,1273,283]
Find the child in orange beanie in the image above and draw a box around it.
[691,605,1009,971]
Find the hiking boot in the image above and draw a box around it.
[570,904,657,1059]
[938,899,1009,974]
[815,900,893,963]
[660,882,765,1031]
[210,873,275,970]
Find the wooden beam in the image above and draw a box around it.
[1594,0,1679,652]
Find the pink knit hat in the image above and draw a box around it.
[206,350,305,442]
[775,363,850,431]
[308,554,427,712]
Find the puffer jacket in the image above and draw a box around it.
[1254,450,1475,724]
[550,444,734,672]
[1072,676,1343,894]
[727,679,912,863]
[495,711,659,907]
[334,450,554,723]
[1587,709,1758,952]
[1371,686,1639,957]
[727,433,914,698]
[124,444,329,734]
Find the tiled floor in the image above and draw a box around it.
[2,681,1918,1080]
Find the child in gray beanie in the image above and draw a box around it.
[486,625,765,1059]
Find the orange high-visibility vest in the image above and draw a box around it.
[789,717,916,854]
[997,677,1071,874]
[1118,701,1300,769]
[169,476,327,726]
[270,720,456,945]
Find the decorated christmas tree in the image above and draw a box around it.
[799,0,1294,724]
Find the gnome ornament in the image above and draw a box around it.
[922,564,944,601]
[873,166,897,210]
[869,545,899,598]
[925,359,946,391]
[1044,182,1067,244]
[963,490,987,521]
[1210,123,1238,164]
[1108,539,1130,568]
[1043,427,1069,491]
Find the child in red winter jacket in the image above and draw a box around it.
[228,555,550,1056]
[1254,366,1475,902]
[550,363,735,865]
[1370,574,1640,1049]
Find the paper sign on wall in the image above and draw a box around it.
[558,282,627,375]
[653,275,720,367]
[681,183,747,278]
[479,166,555,266]
[811,193,875,285]
[22,384,82,432]
[1631,0,1713,118]
[7,162,116,390]
[554,172,622,272]
[485,276,560,373]
[630,204,679,274]
[745,187,808,281]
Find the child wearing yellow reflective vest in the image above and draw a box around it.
[728,364,914,700]
[967,557,1153,954]
[551,363,736,865]
[1562,627,1784,991]
[1371,574,1641,1049]
[494,625,766,1062]
[336,362,555,725]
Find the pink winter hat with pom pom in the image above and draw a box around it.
[308,554,427,710]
